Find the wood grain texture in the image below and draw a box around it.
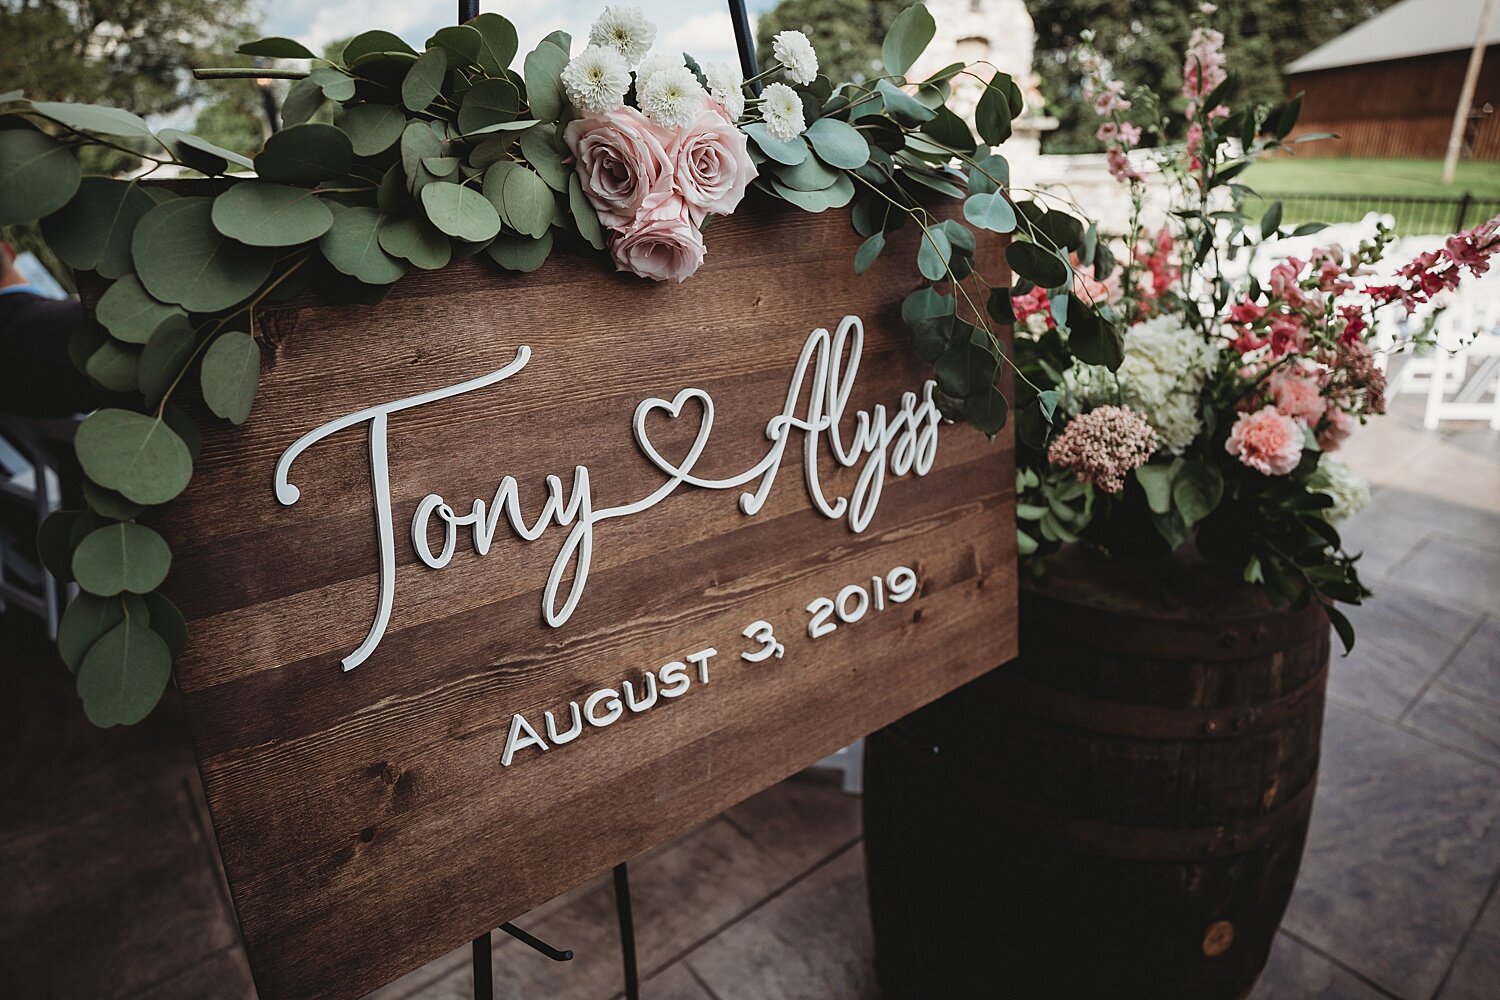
[161,200,1015,999]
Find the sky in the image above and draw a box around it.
[260,1,781,68]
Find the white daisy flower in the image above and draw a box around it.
[636,51,685,91]
[771,29,819,85]
[588,5,657,65]
[761,82,806,141]
[704,60,746,120]
[561,45,632,114]
[638,65,706,129]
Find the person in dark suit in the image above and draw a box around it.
[0,242,98,417]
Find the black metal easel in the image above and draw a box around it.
[457,3,757,997]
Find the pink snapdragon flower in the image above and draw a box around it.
[1226,405,1304,476]
[1048,405,1157,494]
[1183,27,1227,117]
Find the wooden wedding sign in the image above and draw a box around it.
[162,201,1017,998]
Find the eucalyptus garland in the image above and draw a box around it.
[0,3,1112,726]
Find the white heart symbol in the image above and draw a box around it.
[633,387,715,480]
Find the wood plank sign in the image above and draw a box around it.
[163,201,1017,998]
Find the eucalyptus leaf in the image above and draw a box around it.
[468,12,519,75]
[238,37,318,59]
[921,105,976,156]
[74,409,193,505]
[0,127,80,225]
[142,592,188,656]
[342,29,416,65]
[458,77,521,134]
[132,198,274,312]
[40,177,158,278]
[975,74,1015,146]
[37,509,79,583]
[281,77,326,127]
[379,216,452,269]
[486,230,553,272]
[82,480,144,520]
[211,182,335,247]
[854,231,885,275]
[77,612,173,727]
[917,225,952,281]
[775,154,840,192]
[255,123,354,185]
[568,175,605,251]
[768,174,854,212]
[484,164,553,238]
[963,192,1017,233]
[429,24,484,65]
[32,101,155,140]
[420,181,502,242]
[967,384,1009,436]
[967,152,1009,195]
[337,103,406,155]
[158,129,254,173]
[84,339,140,392]
[804,118,869,169]
[403,48,448,112]
[1066,294,1125,370]
[58,592,126,673]
[1006,241,1069,289]
[521,125,569,191]
[882,2,936,76]
[876,79,935,127]
[95,275,184,345]
[523,41,569,122]
[199,331,261,424]
[743,124,808,165]
[400,121,443,181]
[73,522,172,596]
[138,314,197,408]
[319,206,407,284]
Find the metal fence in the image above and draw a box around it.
[1249,192,1500,236]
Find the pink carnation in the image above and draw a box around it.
[1317,406,1356,452]
[1048,405,1157,494]
[1267,367,1325,424]
[1226,405,1304,476]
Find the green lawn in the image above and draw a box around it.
[1239,158,1500,234]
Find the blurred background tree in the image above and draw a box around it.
[755,0,1402,152]
[0,0,265,167]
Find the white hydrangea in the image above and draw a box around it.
[761,81,806,141]
[1062,314,1218,454]
[703,60,746,121]
[1312,458,1371,524]
[638,65,706,129]
[561,44,633,114]
[588,5,657,65]
[636,51,685,90]
[772,29,819,85]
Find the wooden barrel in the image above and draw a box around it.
[863,545,1330,1000]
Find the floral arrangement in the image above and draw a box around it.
[1010,8,1500,647]
[0,4,1107,725]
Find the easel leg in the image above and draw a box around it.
[472,932,493,1000]
[613,863,640,1000]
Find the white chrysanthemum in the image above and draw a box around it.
[588,5,657,65]
[561,44,632,114]
[703,60,746,120]
[761,82,806,141]
[1312,458,1371,524]
[1062,314,1218,454]
[636,51,685,90]
[771,29,819,85]
[638,65,706,129]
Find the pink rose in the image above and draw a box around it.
[669,108,757,224]
[1317,407,1356,452]
[1267,367,1325,425]
[1226,405,1304,476]
[564,107,675,228]
[609,198,705,282]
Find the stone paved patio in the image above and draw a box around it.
[1,395,1496,999]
